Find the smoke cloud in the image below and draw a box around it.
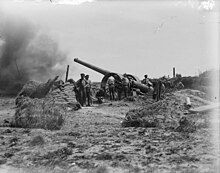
[0,16,67,95]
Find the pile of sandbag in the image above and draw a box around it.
[45,82,80,110]
[16,77,81,110]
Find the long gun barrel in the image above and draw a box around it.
[74,58,112,76]
[74,58,150,93]
[132,80,149,93]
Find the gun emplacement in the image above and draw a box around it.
[73,58,149,93]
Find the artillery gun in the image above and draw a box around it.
[73,58,149,94]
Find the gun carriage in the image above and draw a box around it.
[74,58,150,95]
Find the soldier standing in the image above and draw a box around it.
[142,74,153,87]
[142,75,150,85]
[107,76,115,101]
[153,80,163,101]
[85,75,92,106]
[121,73,130,98]
[76,73,86,107]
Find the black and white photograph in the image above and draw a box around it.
[0,0,219,172]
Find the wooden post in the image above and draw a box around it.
[65,65,69,82]
[173,67,175,78]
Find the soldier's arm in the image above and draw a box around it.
[75,79,81,88]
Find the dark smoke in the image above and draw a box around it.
[0,16,66,95]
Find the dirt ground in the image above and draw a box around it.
[0,90,219,173]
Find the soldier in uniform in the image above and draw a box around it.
[121,73,130,99]
[85,75,92,106]
[153,80,163,101]
[142,75,150,85]
[142,74,153,87]
[96,88,105,104]
[76,73,86,107]
[107,76,115,101]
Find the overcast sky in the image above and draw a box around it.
[0,0,219,81]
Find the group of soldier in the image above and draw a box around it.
[107,74,154,101]
[74,72,184,106]
[107,74,170,101]
[75,73,92,107]
[107,73,131,101]
[74,72,133,105]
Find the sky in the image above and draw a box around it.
[0,0,219,82]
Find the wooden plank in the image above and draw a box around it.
[65,65,69,82]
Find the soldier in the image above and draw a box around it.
[76,73,86,107]
[161,82,166,93]
[96,88,105,104]
[142,74,153,87]
[85,75,92,106]
[153,80,163,101]
[142,75,149,85]
[107,76,115,101]
[121,73,130,99]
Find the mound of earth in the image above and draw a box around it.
[122,89,212,132]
